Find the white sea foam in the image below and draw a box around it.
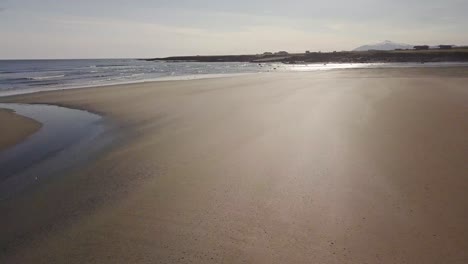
[29,75,65,80]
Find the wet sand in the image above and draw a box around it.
[0,108,41,151]
[1,68,467,263]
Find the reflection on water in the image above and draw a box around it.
[284,62,468,71]
[0,103,111,200]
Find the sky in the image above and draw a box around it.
[0,0,467,59]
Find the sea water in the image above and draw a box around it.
[1,59,468,96]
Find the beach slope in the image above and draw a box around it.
[1,68,467,264]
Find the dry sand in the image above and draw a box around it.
[0,68,467,263]
[0,108,41,151]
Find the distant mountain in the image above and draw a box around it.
[353,40,414,51]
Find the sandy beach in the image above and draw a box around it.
[1,68,467,263]
[0,108,41,151]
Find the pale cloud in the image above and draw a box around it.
[0,0,466,59]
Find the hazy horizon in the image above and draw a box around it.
[1,0,467,59]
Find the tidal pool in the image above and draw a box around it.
[0,103,112,200]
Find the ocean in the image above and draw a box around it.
[1,59,467,96]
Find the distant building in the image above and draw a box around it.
[414,45,430,50]
[275,51,289,55]
[438,45,453,49]
[305,50,310,54]
[263,52,273,55]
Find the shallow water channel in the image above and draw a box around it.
[0,103,112,200]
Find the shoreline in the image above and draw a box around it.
[2,62,468,98]
[0,72,255,98]
[1,68,467,263]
